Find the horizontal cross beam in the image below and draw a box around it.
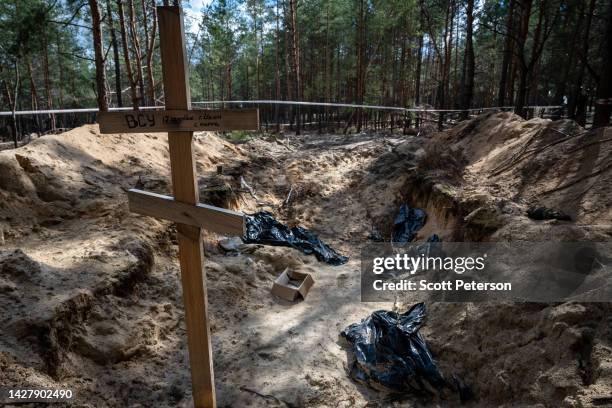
[128,188,244,236]
[98,108,259,133]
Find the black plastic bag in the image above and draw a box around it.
[527,206,572,221]
[341,303,469,400]
[392,204,427,243]
[427,234,441,242]
[244,211,348,265]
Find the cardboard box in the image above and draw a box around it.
[271,268,315,301]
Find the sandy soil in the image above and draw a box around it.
[0,115,611,407]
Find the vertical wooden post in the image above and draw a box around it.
[158,6,216,408]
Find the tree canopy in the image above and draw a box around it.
[1,0,611,132]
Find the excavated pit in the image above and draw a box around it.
[0,115,611,407]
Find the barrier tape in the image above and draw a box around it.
[0,101,563,117]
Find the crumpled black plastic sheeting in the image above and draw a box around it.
[527,206,572,221]
[427,233,441,242]
[244,211,348,265]
[392,204,427,243]
[341,303,471,401]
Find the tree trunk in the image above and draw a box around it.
[443,1,454,108]
[117,0,138,108]
[56,33,64,108]
[560,1,583,116]
[27,59,39,112]
[289,0,301,135]
[275,0,281,132]
[27,59,41,133]
[283,0,294,128]
[128,0,145,105]
[355,0,366,132]
[452,10,460,107]
[525,1,544,107]
[3,63,20,148]
[514,0,533,117]
[42,33,56,131]
[142,0,157,105]
[414,33,423,127]
[398,31,407,107]
[593,0,612,127]
[107,0,123,107]
[459,0,475,120]
[498,0,515,106]
[567,0,595,121]
[89,0,109,112]
[254,9,261,100]
[323,1,331,128]
[12,63,19,148]
[415,33,423,106]
[227,64,232,100]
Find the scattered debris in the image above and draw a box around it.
[271,268,314,301]
[281,185,294,208]
[341,303,469,401]
[392,203,427,243]
[218,236,244,253]
[244,211,348,265]
[240,176,258,200]
[527,206,572,221]
[239,386,295,407]
[368,227,384,242]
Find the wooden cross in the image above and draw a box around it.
[98,6,258,408]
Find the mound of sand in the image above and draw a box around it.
[408,113,612,406]
[427,112,612,228]
[0,125,255,406]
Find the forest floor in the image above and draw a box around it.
[0,113,611,407]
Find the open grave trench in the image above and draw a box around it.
[1,114,611,407]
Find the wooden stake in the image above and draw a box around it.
[158,6,216,407]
